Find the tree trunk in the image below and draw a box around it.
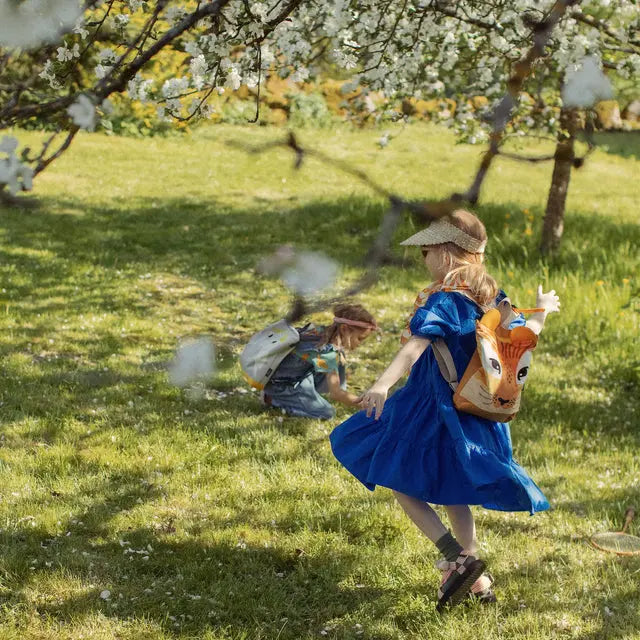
[540,108,579,255]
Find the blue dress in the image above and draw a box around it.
[329,291,549,514]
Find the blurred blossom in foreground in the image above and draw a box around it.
[67,94,97,131]
[562,56,612,108]
[0,0,82,48]
[168,337,216,388]
[0,136,34,195]
[259,245,339,296]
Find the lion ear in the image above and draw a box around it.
[479,308,501,330]
[511,325,538,347]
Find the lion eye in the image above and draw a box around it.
[515,351,533,386]
[479,338,502,379]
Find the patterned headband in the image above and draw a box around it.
[333,317,379,331]
[399,218,487,253]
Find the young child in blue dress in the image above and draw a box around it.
[330,209,560,610]
[263,304,378,419]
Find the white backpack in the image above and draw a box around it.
[239,319,300,390]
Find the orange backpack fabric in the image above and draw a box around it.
[432,297,540,422]
[403,284,542,422]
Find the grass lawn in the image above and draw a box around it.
[0,123,638,639]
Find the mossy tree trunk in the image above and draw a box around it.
[540,108,580,255]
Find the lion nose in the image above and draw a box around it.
[497,397,509,406]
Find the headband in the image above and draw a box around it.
[399,218,486,253]
[334,317,379,331]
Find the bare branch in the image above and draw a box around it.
[33,128,79,176]
[497,150,556,163]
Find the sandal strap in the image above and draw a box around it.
[436,553,478,573]
[435,559,456,572]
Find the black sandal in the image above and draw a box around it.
[435,554,486,612]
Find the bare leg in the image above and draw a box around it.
[444,505,477,554]
[393,491,448,543]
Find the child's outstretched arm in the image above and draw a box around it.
[360,336,431,420]
[526,285,561,335]
[325,372,362,408]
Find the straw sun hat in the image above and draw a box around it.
[400,218,486,254]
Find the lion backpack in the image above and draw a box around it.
[432,297,542,422]
[239,319,300,390]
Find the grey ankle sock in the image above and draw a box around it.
[435,531,464,562]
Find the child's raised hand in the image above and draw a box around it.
[536,285,561,314]
[359,384,388,420]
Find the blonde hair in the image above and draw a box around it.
[323,303,377,346]
[435,210,498,308]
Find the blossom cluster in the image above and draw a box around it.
[0,0,638,191]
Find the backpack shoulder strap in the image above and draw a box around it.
[431,339,458,391]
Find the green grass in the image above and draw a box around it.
[0,123,638,639]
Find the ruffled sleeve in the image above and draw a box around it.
[409,291,461,340]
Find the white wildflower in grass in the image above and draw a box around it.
[99,590,111,600]
[67,94,97,131]
[562,56,613,108]
[281,251,339,297]
[377,133,390,148]
[0,0,82,48]
[168,337,216,388]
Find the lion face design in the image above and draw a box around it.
[454,308,538,421]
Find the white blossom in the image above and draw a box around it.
[161,77,190,98]
[56,43,80,62]
[67,94,97,131]
[73,17,89,40]
[0,0,82,48]
[0,138,34,195]
[114,14,130,29]
[168,337,216,388]
[94,64,110,80]
[0,136,18,155]
[98,48,118,64]
[226,66,242,91]
[280,251,339,296]
[190,55,208,89]
[562,56,613,108]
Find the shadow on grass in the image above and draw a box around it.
[0,192,638,637]
[2,528,387,639]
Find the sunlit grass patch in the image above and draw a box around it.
[0,123,638,639]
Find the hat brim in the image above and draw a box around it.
[399,228,446,246]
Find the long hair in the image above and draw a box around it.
[438,209,498,308]
[323,303,377,346]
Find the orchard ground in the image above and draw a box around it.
[0,123,638,639]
